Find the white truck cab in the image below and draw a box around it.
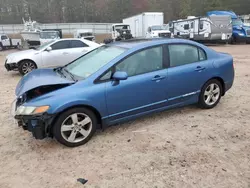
[74,29,95,42]
[146,25,172,38]
[111,24,133,41]
[0,34,21,51]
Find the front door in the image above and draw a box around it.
[105,46,168,123]
[167,44,213,105]
[41,40,73,68]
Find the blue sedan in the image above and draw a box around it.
[14,39,234,147]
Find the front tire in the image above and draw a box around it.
[18,60,37,75]
[53,107,97,147]
[198,79,222,109]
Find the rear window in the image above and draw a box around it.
[199,48,207,61]
[71,40,88,48]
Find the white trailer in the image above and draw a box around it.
[123,12,166,38]
[168,15,232,42]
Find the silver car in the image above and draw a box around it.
[5,38,100,75]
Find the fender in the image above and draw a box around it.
[51,99,104,117]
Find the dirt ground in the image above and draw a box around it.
[0,45,249,188]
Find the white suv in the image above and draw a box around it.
[5,38,100,75]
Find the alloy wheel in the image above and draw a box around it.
[22,61,36,74]
[203,83,221,106]
[60,113,92,143]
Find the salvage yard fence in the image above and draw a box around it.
[0,22,114,35]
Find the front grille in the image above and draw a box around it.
[247,29,250,36]
[159,33,171,38]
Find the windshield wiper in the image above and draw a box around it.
[54,67,67,78]
[63,68,77,82]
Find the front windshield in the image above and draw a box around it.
[40,32,59,39]
[232,19,243,26]
[35,40,55,50]
[151,25,165,30]
[65,46,126,79]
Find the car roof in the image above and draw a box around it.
[109,38,202,49]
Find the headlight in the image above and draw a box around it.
[16,105,50,115]
[238,33,244,36]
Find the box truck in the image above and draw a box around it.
[123,12,170,38]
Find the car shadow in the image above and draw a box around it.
[94,104,200,136]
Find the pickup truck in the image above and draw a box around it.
[0,34,22,51]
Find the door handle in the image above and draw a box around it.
[195,66,206,72]
[63,52,69,55]
[151,75,166,81]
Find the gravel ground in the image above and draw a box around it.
[0,45,249,188]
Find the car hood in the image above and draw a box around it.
[15,68,74,97]
[7,49,36,59]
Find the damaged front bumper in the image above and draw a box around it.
[15,113,55,139]
[5,61,18,71]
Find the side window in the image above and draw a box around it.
[116,46,163,77]
[198,48,207,61]
[51,40,70,50]
[71,40,88,48]
[100,70,112,81]
[169,44,199,67]
[1,35,7,40]
[184,24,189,30]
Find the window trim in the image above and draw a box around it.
[167,43,207,68]
[94,44,167,84]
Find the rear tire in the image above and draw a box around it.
[198,79,222,109]
[53,107,97,147]
[18,60,37,75]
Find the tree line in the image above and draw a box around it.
[0,0,249,24]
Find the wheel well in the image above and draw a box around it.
[208,77,225,96]
[18,59,37,68]
[50,105,102,135]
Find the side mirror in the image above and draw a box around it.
[45,46,52,52]
[112,71,128,81]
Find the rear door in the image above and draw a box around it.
[69,40,91,60]
[166,44,213,105]
[41,40,72,68]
